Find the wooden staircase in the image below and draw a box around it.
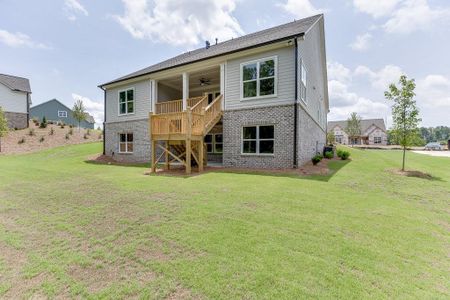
[149,94,223,174]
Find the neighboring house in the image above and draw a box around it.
[328,119,388,146]
[30,99,95,129]
[99,14,329,173]
[0,73,31,129]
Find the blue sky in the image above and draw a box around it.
[1,0,449,127]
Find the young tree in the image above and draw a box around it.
[346,112,361,146]
[72,100,87,132]
[385,75,421,171]
[0,107,8,152]
[326,131,335,145]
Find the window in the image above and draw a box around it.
[241,57,276,99]
[374,136,382,144]
[119,133,133,153]
[58,111,67,118]
[242,125,274,154]
[205,134,223,154]
[335,135,343,144]
[300,60,307,103]
[119,88,134,115]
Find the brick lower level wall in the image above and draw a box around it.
[105,119,151,163]
[5,112,28,129]
[297,105,326,165]
[222,105,295,169]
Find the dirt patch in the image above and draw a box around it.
[166,285,197,300]
[0,122,102,155]
[389,169,435,180]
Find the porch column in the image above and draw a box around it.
[151,79,158,113]
[182,72,189,110]
[220,63,225,109]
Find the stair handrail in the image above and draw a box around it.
[190,95,208,114]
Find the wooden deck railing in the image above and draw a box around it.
[155,96,205,114]
[150,94,222,137]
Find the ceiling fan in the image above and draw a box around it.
[199,78,211,86]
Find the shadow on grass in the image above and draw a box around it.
[150,159,352,182]
[84,159,150,169]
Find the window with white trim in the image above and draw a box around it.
[119,88,134,115]
[241,57,276,99]
[205,134,223,154]
[335,135,343,144]
[58,110,67,118]
[242,125,274,154]
[300,60,307,103]
[374,136,382,144]
[119,133,133,153]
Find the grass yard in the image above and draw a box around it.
[0,143,449,299]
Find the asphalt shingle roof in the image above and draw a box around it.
[328,119,387,135]
[100,14,323,87]
[0,73,31,93]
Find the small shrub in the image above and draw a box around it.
[39,136,45,143]
[312,154,323,165]
[65,133,70,140]
[14,127,18,131]
[83,133,88,139]
[86,129,91,136]
[97,126,101,131]
[98,134,102,140]
[69,124,73,129]
[340,151,350,160]
[49,127,54,135]
[18,137,25,144]
[336,149,344,158]
[39,116,47,128]
[68,128,73,135]
[28,128,35,136]
[324,151,334,159]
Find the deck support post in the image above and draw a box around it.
[165,140,170,170]
[151,139,156,173]
[185,109,192,174]
[198,141,204,172]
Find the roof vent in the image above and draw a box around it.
[215,38,218,45]
[205,40,210,49]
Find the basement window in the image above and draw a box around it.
[205,134,223,154]
[119,133,133,153]
[58,111,67,118]
[242,125,274,155]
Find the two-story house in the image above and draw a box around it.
[99,14,329,173]
[328,119,388,145]
[0,73,31,129]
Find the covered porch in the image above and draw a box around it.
[148,64,225,174]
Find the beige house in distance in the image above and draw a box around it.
[328,119,388,145]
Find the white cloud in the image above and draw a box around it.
[72,93,104,125]
[0,29,50,49]
[353,0,402,18]
[327,62,352,83]
[349,33,372,51]
[383,0,450,34]
[416,75,450,107]
[114,0,244,47]
[278,0,326,19]
[64,0,88,21]
[353,0,450,34]
[327,61,390,121]
[354,64,404,90]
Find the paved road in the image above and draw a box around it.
[412,151,450,157]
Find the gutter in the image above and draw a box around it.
[100,86,106,155]
[293,37,299,168]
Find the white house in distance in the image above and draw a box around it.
[0,73,31,129]
[328,119,388,145]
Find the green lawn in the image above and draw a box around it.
[0,143,449,299]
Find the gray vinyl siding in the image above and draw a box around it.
[0,82,28,113]
[297,20,327,131]
[30,99,94,129]
[224,46,295,110]
[105,79,151,123]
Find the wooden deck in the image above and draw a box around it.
[149,95,223,174]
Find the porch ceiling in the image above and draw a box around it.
[158,66,220,91]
